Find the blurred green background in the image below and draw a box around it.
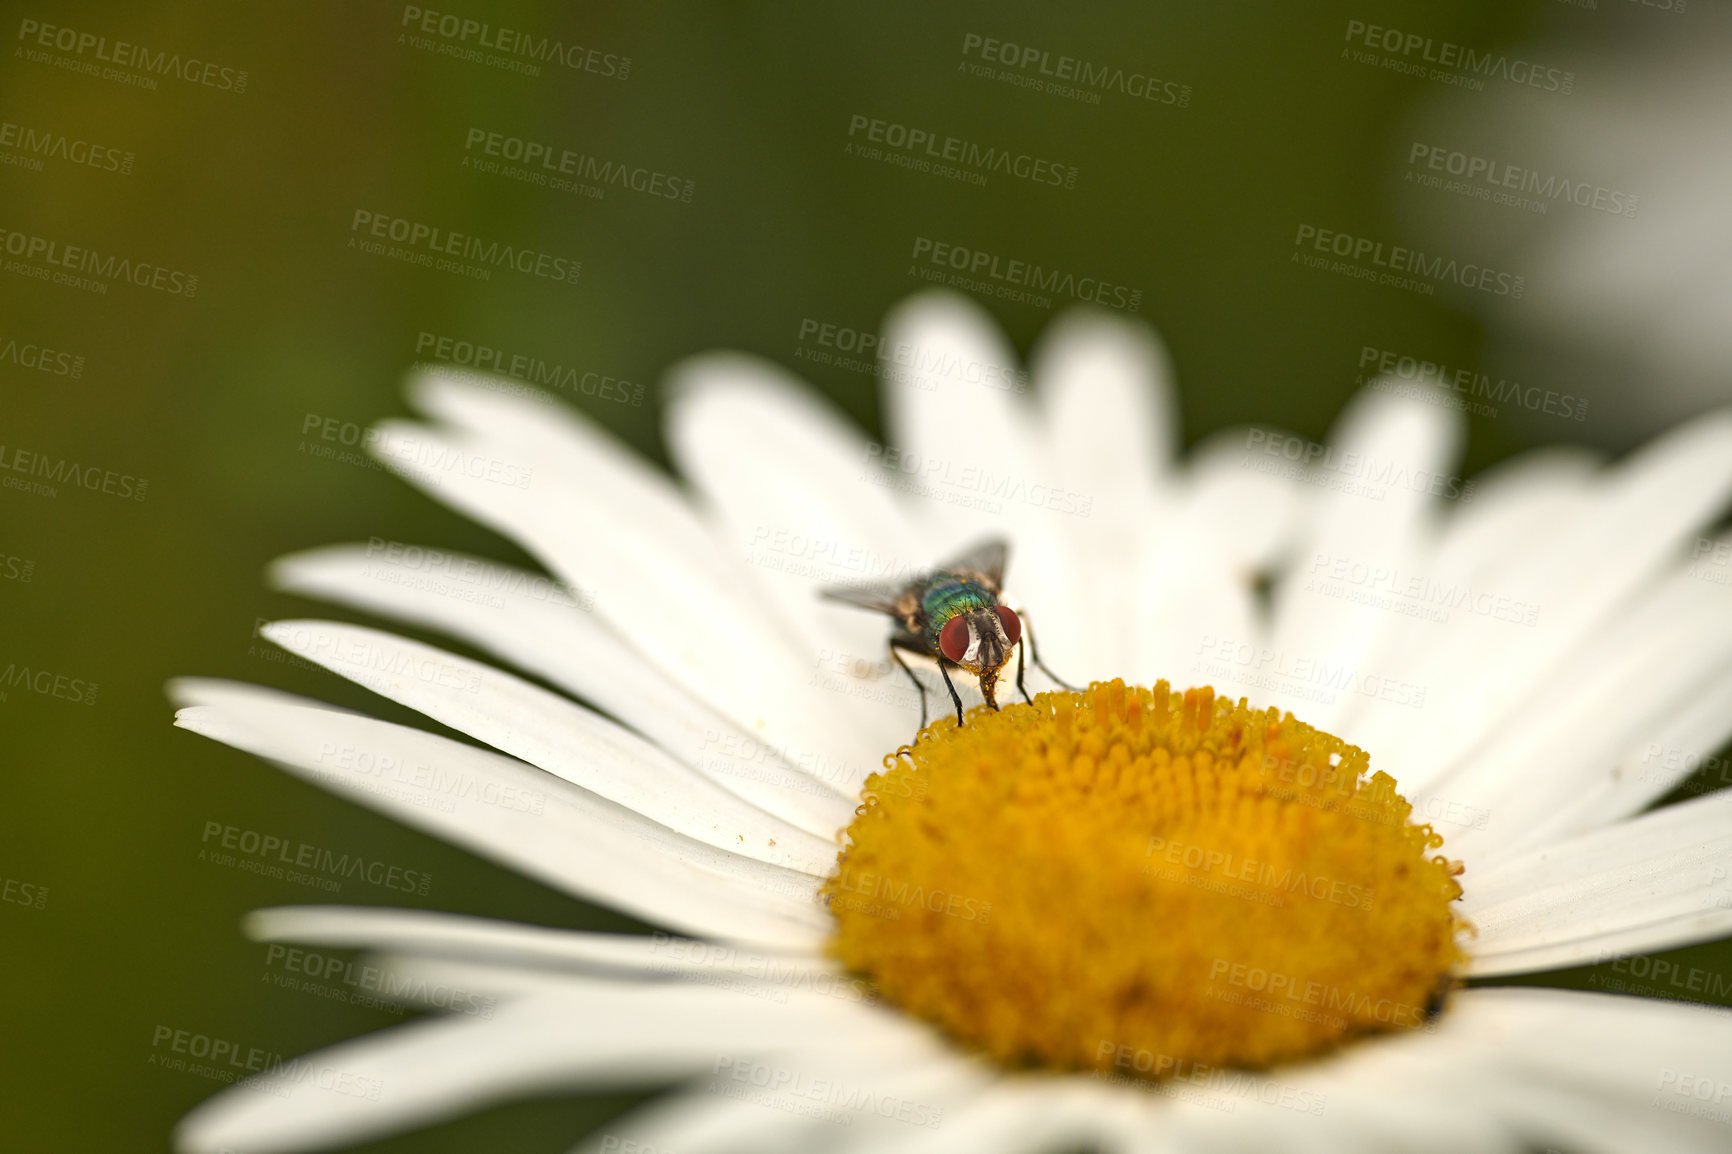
[4,1,1729,1150]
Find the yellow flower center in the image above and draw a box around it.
[821,681,1466,1077]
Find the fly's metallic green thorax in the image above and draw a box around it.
[919,576,997,651]
[818,537,1073,733]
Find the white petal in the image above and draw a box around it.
[271,543,857,837]
[1142,434,1305,689]
[1384,408,1732,790]
[1441,987,1732,1152]
[1422,564,1732,862]
[177,982,912,1154]
[245,906,838,984]
[1261,383,1464,734]
[1464,790,1732,974]
[170,679,827,947]
[371,380,884,792]
[1321,447,1596,779]
[260,620,837,875]
[663,353,942,753]
[1527,662,1732,851]
[1032,307,1177,678]
[877,291,1089,692]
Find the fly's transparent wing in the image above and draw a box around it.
[818,577,916,618]
[939,537,1008,593]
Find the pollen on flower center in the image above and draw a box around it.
[821,680,1467,1077]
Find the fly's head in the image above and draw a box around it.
[937,605,1023,707]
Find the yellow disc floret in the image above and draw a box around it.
[822,681,1466,1078]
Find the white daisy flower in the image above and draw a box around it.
[172,291,1732,1154]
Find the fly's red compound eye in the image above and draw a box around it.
[993,606,1022,646]
[939,615,971,662]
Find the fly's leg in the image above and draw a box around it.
[888,639,929,730]
[937,661,967,727]
[1016,634,1033,705]
[1022,611,1077,691]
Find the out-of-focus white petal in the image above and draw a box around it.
[1138,432,1305,688]
[1389,409,1732,790]
[370,379,887,790]
[877,292,1085,691]
[664,353,942,753]
[259,620,836,875]
[1424,565,1732,862]
[1261,383,1465,735]
[1464,791,1732,974]
[1440,988,1732,1153]
[1033,307,1176,679]
[271,543,858,837]
[244,906,836,981]
[170,680,827,947]
[176,980,921,1154]
[1337,446,1598,778]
